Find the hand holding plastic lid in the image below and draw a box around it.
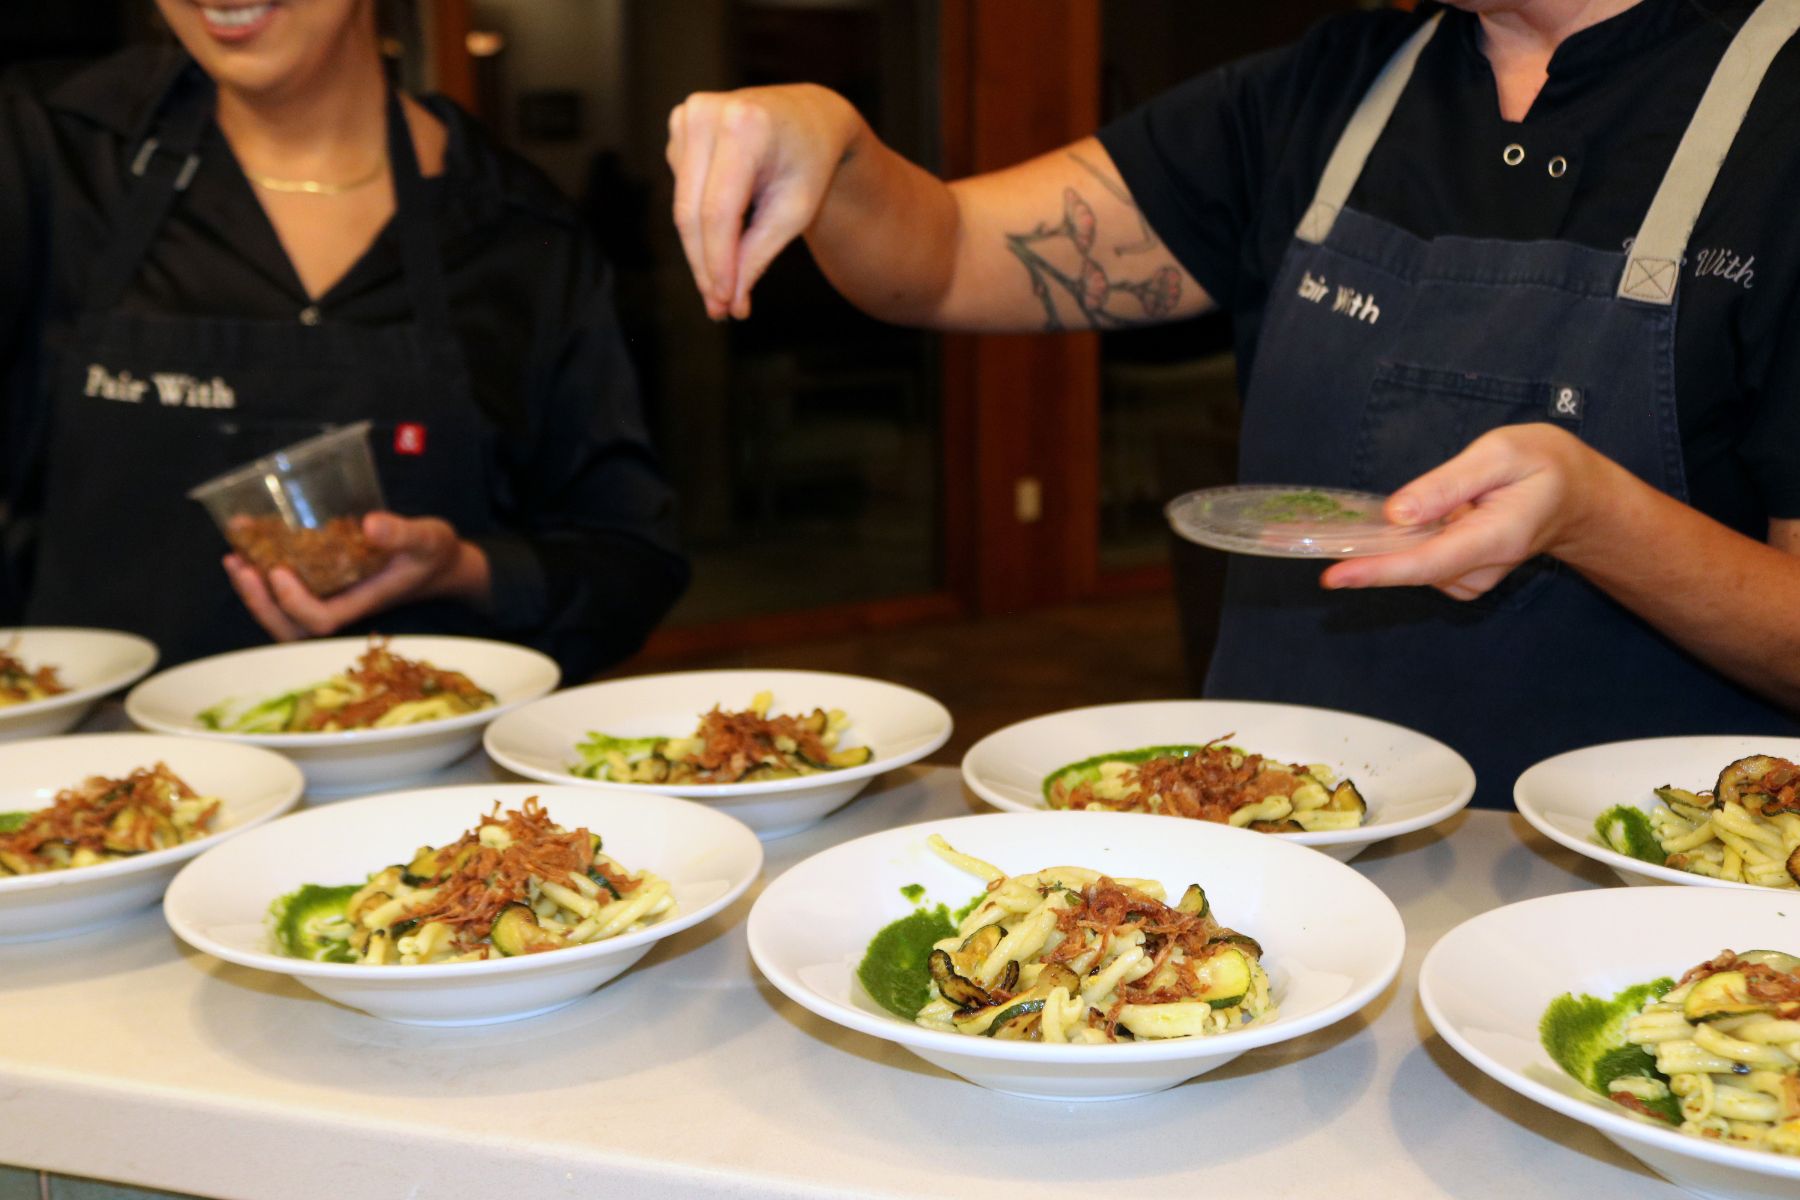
[1165,485,1442,558]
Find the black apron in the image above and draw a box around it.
[1207,3,1800,806]
[26,72,494,664]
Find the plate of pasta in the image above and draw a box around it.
[961,701,1474,862]
[0,733,303,941]
[483,670,953,838]
[126,636,559,791]
[162,784,763,1025]
[1515,736,1800,891]
[746,810,1405,1100]
[0,627,158,743]
[1420,886,1800,1199]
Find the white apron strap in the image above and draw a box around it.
[1296,13,1443,244]
[1620,0,1800,304]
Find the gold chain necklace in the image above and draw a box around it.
[245,160,386,196]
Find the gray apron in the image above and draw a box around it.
[1207,2,1800,806]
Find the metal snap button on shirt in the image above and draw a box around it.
[1548,155,1569,178]
[1502,143,1526,166]
[299,305,321,326]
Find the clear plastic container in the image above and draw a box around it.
[1165,484,1443,558]
[188,421,389,596]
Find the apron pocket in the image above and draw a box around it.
[1350,360,1587,614]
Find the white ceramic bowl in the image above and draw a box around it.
[1516,735,1800,890]
[484,670,954,839]
[746,810,1405,1100]
[0,733,303,942]
[126,636,559,792]
[1420,887,1800,1200]
[163,783,763,1025]
[0,627,158,742]
[961,700,1475,862]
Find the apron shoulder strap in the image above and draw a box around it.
[1620,0,1800,304]
[85,69,213,312]
[385,90,455,348]
[1296,13,1443,245]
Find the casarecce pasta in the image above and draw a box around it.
[269,798,674,965]
[0,764,219,874]
[571,689,871,784]
[0,644,66,707]
[1600,950,1800,1155]
[912,835,1275,1042]
[1044,738,1366,832]
[199,637,495,733]
[1596,755,1800,888]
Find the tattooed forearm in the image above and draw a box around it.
[1005,156,1181,331]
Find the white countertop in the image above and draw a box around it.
[0,757,1687,1200]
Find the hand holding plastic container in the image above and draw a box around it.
[188,422,389,597]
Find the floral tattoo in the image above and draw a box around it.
[1006,152,1182,331]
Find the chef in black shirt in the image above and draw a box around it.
[0,0,687,682]
[666,0,1800,805]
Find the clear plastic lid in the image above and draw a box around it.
[1165,485,1441,558]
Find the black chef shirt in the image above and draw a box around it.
[1098,0,1800,538]
[0,47,688,681]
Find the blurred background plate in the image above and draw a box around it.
[126,635,559,792]
[0,732,302,941]
[0,627,158,742]
[484,669,952,839]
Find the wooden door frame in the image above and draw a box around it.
[940,0,1102,616]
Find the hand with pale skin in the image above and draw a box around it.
[667,85,862,322]
[1320,424,1607,600]
[223,511,492,642]
[1321,423,1800,711]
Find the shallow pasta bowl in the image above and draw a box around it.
[1515,735,1800,890]
[126,635,559,792]
[1420,887,1800,1200]
[0,627,158,742]
[484,670,954,839]
[0,733,303,942]
[961,700,1474,862]
[746,810,1405,1101]
[163,783,763,1025]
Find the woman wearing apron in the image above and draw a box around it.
[666,0,1800,805]
[1,0,686,681]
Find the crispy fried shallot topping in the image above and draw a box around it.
[1751,760,1800,815]
[0,646,67,703]
[303,637,492,731]
[1059,736,1301,822]
[406,798,637,952]
[0,763,215,868]
[1680,950,1800,1007]
[680,706,833,782]
[1031,876,1248,1037]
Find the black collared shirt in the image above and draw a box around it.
[0,46,687,679]
[1099,0,1800,535]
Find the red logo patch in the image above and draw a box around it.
[394,423,427,456]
